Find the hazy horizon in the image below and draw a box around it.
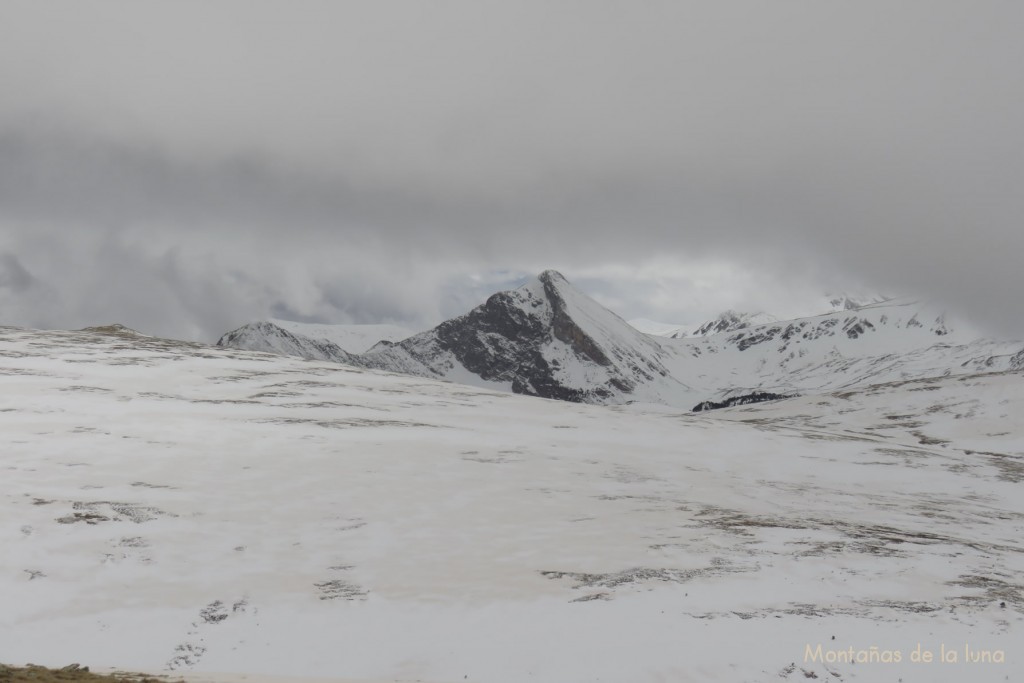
[2,1,1021,341]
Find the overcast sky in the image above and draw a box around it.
[1,1,1021,341]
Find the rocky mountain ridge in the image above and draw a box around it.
[217,272,1023,409]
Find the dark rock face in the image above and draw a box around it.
[425,286,597,401]
[361,270,668,403]
[730,326,783,352]
[433,290,548,381]
[542,275,612,367]
[693,311,753,337]
[843,317,876,340]
[692,391,795,412]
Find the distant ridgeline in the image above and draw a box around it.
[692,391,796,412]
[218,271,1024,410]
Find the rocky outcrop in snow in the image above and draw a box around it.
[690,310,777,337]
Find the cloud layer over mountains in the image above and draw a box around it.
[1,2,1021,339]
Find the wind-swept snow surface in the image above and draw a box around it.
[2,325,1022,682]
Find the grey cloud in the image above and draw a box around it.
[0,1,1021,338]
[0,225,466,341]
[0,128,430,239]
[0,253,36,292]
[267,303,330,326]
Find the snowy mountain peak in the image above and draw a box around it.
[359,270,684,403]
[691,310,777,336]
[217,274,1022,411]
[217,321,356,363]
[825,292,890,312]
[217,271,687,404]
[537,268,569,285]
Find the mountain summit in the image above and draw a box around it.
[690,310,777,337]
[218,272,1023,409]
[219,271,688,404]
[358,270,686,403]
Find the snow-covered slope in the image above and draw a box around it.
[632,291,890,341]
[218,273,1023,411]
[266,320,413,354]
[660,297,1023,403]
[2,325,1022,682]
[630,310,777,340]
[690,309,778,336]
[627,317,689,338]
[216,320,356,364]
[216,320,412,360]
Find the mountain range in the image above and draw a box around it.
[4,275,1022,681]
[218,270,1024,410]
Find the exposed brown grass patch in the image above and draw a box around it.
[0,663,180,682]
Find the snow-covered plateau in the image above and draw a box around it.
[2,323,1022,682]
